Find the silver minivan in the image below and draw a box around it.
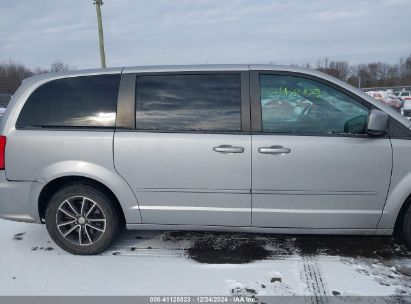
[1,64,411,255]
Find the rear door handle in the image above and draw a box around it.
[213,145,244,154]
[258,145,291,154]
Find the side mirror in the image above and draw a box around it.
[366,109,388,136]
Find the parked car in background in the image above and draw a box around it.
[0,108,6,124]
[399,91,411,102]
[2,65,411,255]
[366,90,403,111]
[402,100,411,119]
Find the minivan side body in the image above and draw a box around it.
[2,65,411,253]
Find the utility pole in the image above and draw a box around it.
[93,0,106,68]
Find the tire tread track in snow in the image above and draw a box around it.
[300,255,328,304]
[104,247,188,258]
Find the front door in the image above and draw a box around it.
[251,72,392,229]
[114,72,252,226]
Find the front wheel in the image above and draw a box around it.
[45,184,121,255]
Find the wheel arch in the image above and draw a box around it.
[379,172,411,230]
[38,176,126,224]
[32,160,142,225]
[393,193,411,235]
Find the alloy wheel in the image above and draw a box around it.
[56,196,106,246]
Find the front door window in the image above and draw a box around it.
[260,75,369,135]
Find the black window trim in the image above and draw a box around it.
[116,71,250,134]
[388,117,411,139]
[116,73,136,129]
[249,70,388,139]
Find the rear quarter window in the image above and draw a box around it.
[16,74,120,129]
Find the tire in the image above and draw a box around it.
[45,183,121,255]
[402,204,411,250]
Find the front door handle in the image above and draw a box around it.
[258,145,291,154]
[213,145,244,154]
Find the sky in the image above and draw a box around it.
[0,0,410,70]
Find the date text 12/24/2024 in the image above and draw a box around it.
[149,296,257,303]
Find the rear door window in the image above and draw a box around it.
[16,74,120,128]
[135,74,242,132]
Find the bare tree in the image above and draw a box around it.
[33,67,49,74]
[303,62,312,69]
[328,61,349,80]
[50,61,72,73]
[1,54,410,95]
[310,54,411,88]
[399,54,411,77]
[0,60,33,94]
[0,60,77,94]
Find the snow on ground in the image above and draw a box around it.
[0,219,411,298]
